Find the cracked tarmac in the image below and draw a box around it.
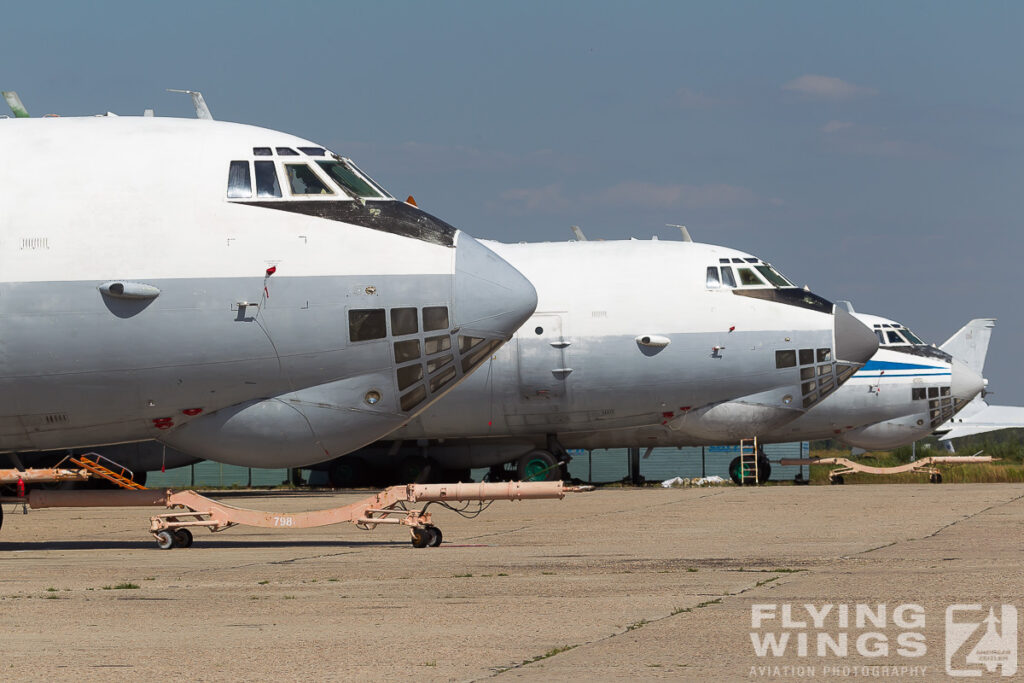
[0,484,1021,681]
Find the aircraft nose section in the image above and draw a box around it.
[833,306,878,364]
[950,359,985,400]
[452,232,537,339]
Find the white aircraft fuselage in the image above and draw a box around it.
[0,117,536,466]
[365,238,878,470]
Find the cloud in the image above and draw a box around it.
[782,75,878,100]
[676,88,719,109]
[500,184,572,212]
[592,181,757,209]
[821,120,854,133]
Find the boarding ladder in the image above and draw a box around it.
[739,437,760,485]
[68,454,146,490]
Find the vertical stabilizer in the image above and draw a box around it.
[940,318,995,374]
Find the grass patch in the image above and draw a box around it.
[755,576,780,588]
[453,573,473,578]
[626,619,649,631]
[45,587,58,592]
[257,580,269,585]
[112,582,139,590]
[807,447,1024,484]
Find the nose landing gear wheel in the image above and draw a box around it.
[929,473,942,484]
[830,475,845,485]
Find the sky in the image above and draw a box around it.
[5,2,1024,401]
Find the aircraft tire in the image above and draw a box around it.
[427,525,443,547]
[155,530,175,550]
[728,457,743,485]
[0,502,4,532]
[830,475,844,485]
[757,455,772,484]
[929,473,942,484]
[517,450,559,481]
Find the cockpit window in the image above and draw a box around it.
[901,328,925,345]
[227,161,252,198]
[254,160,282,198]
[299,147,326,156]
[755,265,794,288]
[706,267,721,288]
[737,268,765,286]
[285,164,333,195]
[721,266,736,287]
[317,160,383,199]
[276,147,299,156]
[886,330,907,344]
[253,147,272,156]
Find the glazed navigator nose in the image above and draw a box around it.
[950,359,985,400]
[833,306,879,365]
[451,232,538,340]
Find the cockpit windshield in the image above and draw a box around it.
[708,259,797,291]
[874,323,927,347]
[317,160,385,199]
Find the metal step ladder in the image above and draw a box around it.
[68,454,146,490]
[739,438,759,486]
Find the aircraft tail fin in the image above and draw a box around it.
[940,318,995,374]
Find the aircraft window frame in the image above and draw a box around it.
[775,350,797,368]
[755,265,795,288]
[706,267,721,289]
[731,258,744,263]
[317,160,384,199]
[390,307,419,336]
[721,266,736,288]
[423,306,450,332]
[799,349,814,365]
[719,258,730,264]
[299,147,326,156]
[875,330,885,345]
[276,147,299,156]
[254,160,282,198]
[253,147,272,156]
[737,268,766,286]
[912,387,926,400]
[394,339,421,363]
[397,364,423,390]
[349,308,387,342]
[400,385,427,412]
[424,335,451,355]
[284,163,334,196]
[886,330,907,344]
[344,157,394,198]
[901,328,925,345]
[226,160,252,199]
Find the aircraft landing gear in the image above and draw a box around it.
[728,455,771,485]
[517,450,560,481]
[929,473,943,484]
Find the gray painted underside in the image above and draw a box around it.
[0,273,452,453]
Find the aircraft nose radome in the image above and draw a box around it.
[950,359,985,400]
[833,306,878,364]
[452,232,538,339]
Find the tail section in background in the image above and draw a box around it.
[940,318,995,376]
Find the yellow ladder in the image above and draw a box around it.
[69,454,147,490]
[739,438,759,486]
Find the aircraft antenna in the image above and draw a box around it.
[666,224,692,242]
[2,91,30,118]
[166,89,213,120]
[570,225,587,241]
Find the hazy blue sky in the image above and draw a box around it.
[6,2,1024,401]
